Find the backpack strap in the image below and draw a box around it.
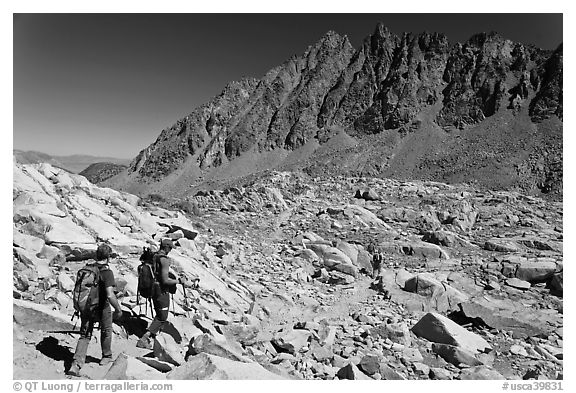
[154,253,166,288]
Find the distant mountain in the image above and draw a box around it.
[103,24,562,200]
[79,162,128,184]
[13,150,131,174]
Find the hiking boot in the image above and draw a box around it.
[99,356,113,366]
[136,333,153,349]
[67,363,81,377]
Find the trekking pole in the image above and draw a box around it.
[181,283,190,317]
[137,293,141,316]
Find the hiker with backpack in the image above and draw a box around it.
[67,244,123,377]
[372,250,384,279]
[136,238,183,349]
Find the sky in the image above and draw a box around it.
[13,13,563,159]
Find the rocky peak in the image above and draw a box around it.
[530,44,563,121]
[114,23,561,198]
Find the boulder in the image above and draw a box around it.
[309,244,349,263]
[335,240,358,265]
[336,363,372,380]
[412,209,442,232]
[13,271,30,291]
[13,300,74,331]
[56,273,75,292]
[318,325,337,347]
[57,243,97,261]
[379,364,406,380]
[14,248,53,279]
[484,239,520,253]
[36,244,62,262]
[327,263,358,278]
[178,238,198,255]
[547,271,563,297]
[135,357,174,373]
[167,353,285,380]
[369,323,411,345]
[308,244,358,277]
[344,204,387,227]
[167,230,185,240]
[290,267,311,283]
[485,280,501,291]
[362,188,380,201]
[449,201,478,232]
[395,269,415,288]
[421,230,456,247]
[220,323,259,346]
[404,273,444,297]
[432,343,483,367]
[13,230,45,253]
[328,270,355,285]
[153,333,185,366]
[516,237,558,251]
[358,354,380,375]
[403,273,468,312]
[514,260,558,282]
[158,222,199,241]
[412,362,430,378]
[403,241,449,259]
[430,367,452,380]
[188,334,250,363]
[505,278,531,290]
[459,366,505,380]
[356,249,373,275]
[194,319,227,342]
[309,341,334,362]
[272,328,311,354]
[402,348,423,363]
[41,215,95,245]
[170,317,204,342]
[104,354,166,380]
[411,312,491,354]
[458,300,550,338]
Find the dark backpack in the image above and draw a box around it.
[73,263,101,319]
[137,248,159,299]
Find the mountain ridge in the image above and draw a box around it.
[13,150,131,174]
[102,24,562,199]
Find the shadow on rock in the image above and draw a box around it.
[35,336,98,371]
[116,312,148,338]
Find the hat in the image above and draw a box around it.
[96,243,113,263]
[160,238,175,249]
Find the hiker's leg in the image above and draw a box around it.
[148,292,170,335]
[72,317,94,367]
[100,305,113,359]
[137,292,169,349]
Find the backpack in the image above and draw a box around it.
[72,263,101,319]
[137,248,159,299]
[153,253,177,295]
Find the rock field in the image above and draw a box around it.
[13,160,563,380]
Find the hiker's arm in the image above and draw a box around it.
[106,286,122,313]
[160,258,179,286]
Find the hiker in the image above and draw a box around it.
[67,244,123,377]
[372,249,384,279]
[136,238,183,349]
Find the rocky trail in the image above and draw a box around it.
[13,161,562,380]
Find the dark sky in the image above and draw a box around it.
[13,14,563,159]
